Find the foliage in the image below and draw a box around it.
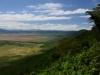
[36,41,100,75]
[86,4,100,32]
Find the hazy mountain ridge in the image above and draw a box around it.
[0,28,86,34]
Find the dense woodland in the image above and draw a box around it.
[0,4,100,75]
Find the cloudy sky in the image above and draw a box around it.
[0,0,99,31]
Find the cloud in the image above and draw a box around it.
[0,21,92,31]
[32,8,90,16]
[79,27,92,30]
[0,22,78,30]
[27,3,63,10]
[28,3,90,16]
[6,11,15,14]
[79,15,90,18]
[0,3,92,31]
[49,8,90,15]
[39,23,78,31]
[82,22,89,24]
[0,14,71,21]
[82,22,94,24]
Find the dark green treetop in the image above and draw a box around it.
[86,4,100,32]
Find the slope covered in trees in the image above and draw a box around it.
[29,26,100,75]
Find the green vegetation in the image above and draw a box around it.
[0,42,43,68]
[31,27,100,75]
[86,4,100,32]
[37,42,100,75]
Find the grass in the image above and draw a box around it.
[0,31,69,71]
[0,34,57,42]
[0,43,44,67]
[0,34,62,68]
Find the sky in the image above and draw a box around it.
[0,0,99,31]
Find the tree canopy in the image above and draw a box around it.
[86,4,100,32]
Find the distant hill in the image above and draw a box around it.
[0,28,87,37]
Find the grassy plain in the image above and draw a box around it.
[0,32,67,68]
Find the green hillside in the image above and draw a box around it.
[36,26,100,75]
[29,26,100,75]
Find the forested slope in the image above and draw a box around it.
[30,26,100,75]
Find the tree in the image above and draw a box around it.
[86,4,100,33]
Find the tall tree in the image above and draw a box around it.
[86,4,100,33]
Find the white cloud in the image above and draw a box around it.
[32,8,90,16]
[73,9,89,13]
[6,11,15,14]
[0,21,92,31]
[79,15,90,18]
[0,22,78,30]
[80,26,93,30]
[82,22,89,24]
[39,23,78,31]
[0,3,92,31]
[0,14,71,21]
[27,3,63,10]
[49,8,90,15]
[82,22,94,24]
[27,3,90,17]
[28,3,90,16]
